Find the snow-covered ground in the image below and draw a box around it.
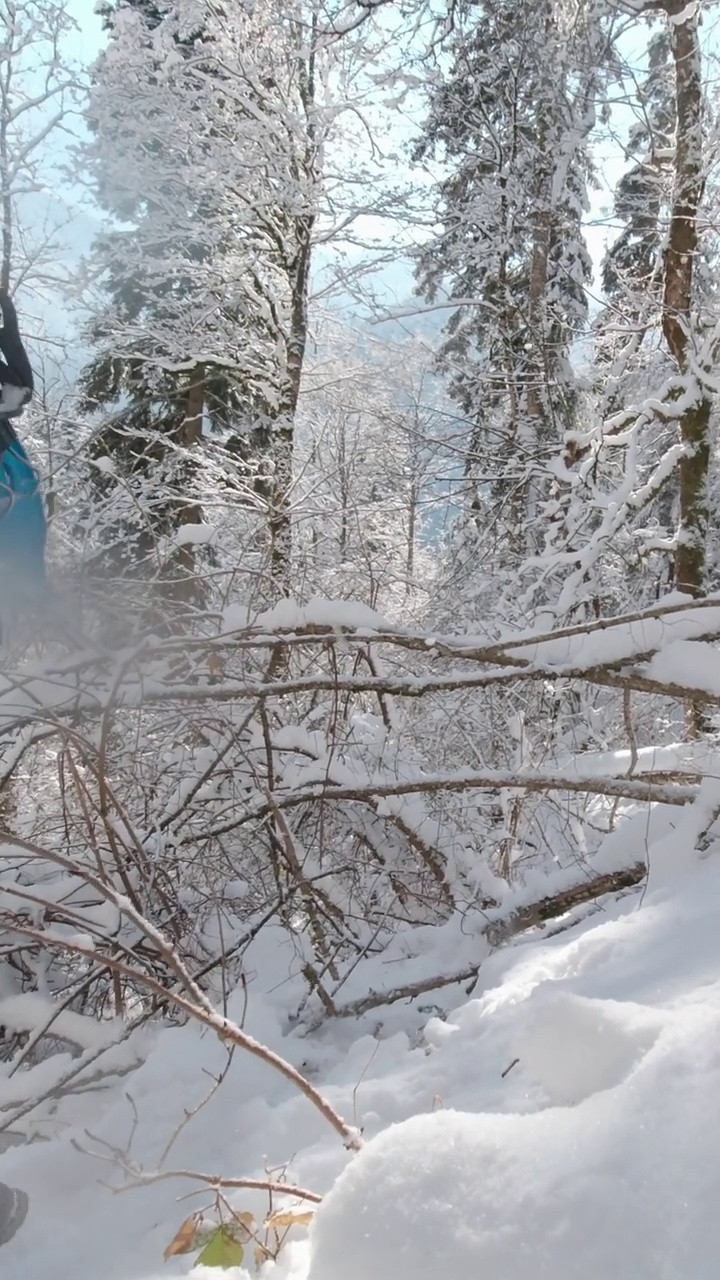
[2,848,720,1278]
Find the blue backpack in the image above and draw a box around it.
[0,422,46,605]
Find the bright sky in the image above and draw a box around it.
[13,0,105,367]
[67,0,105,62]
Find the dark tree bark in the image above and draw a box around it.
[268,217,313,592]
[163,364,205,606]
[661,1,710,734]
[662,2,708,599]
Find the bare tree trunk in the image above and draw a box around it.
[661,1,709,734]
[163,364,204,606]
[266,12,317,596]
[268,215,313,594]
[663,3,708,593]
[406,479,417,587]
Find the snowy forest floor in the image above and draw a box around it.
[2,846,720,1278]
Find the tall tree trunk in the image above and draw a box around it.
[164,364,204,605]
[268,215,313,593]
[661,0,709,732]
[406,478,418,589]
[267,16,317,596]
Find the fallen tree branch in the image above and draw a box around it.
[6,644,720,747]
[490,861,646,942]
[0,900,361,1152]
[195,769,697,845]
[327,862,647,1021]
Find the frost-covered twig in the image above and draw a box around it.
[82,1143,323,1204]
[125,1168,323,1202]
[1,907,361,1151]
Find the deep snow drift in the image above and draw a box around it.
[3,854,720,1278]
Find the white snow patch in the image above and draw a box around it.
[221,597,389,635]
[516,985,662,1104]
[0,993,119,1051]
[172,522,216,547]
[508,602,720,672]
[91,455,116,474]
[646,639,720,695]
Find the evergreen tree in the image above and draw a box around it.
[414,0,601,571]
[526,0,718,680]
[81,0,319,592]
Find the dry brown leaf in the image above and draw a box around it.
[255,1242,274,1269]
[229,1209,256,1241]
[265,1209,315,1230]
[163,1214,200,1260]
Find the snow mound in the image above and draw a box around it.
[516,985,662,1104]
[309,877,720,1280]
[309,1000,720,1280]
